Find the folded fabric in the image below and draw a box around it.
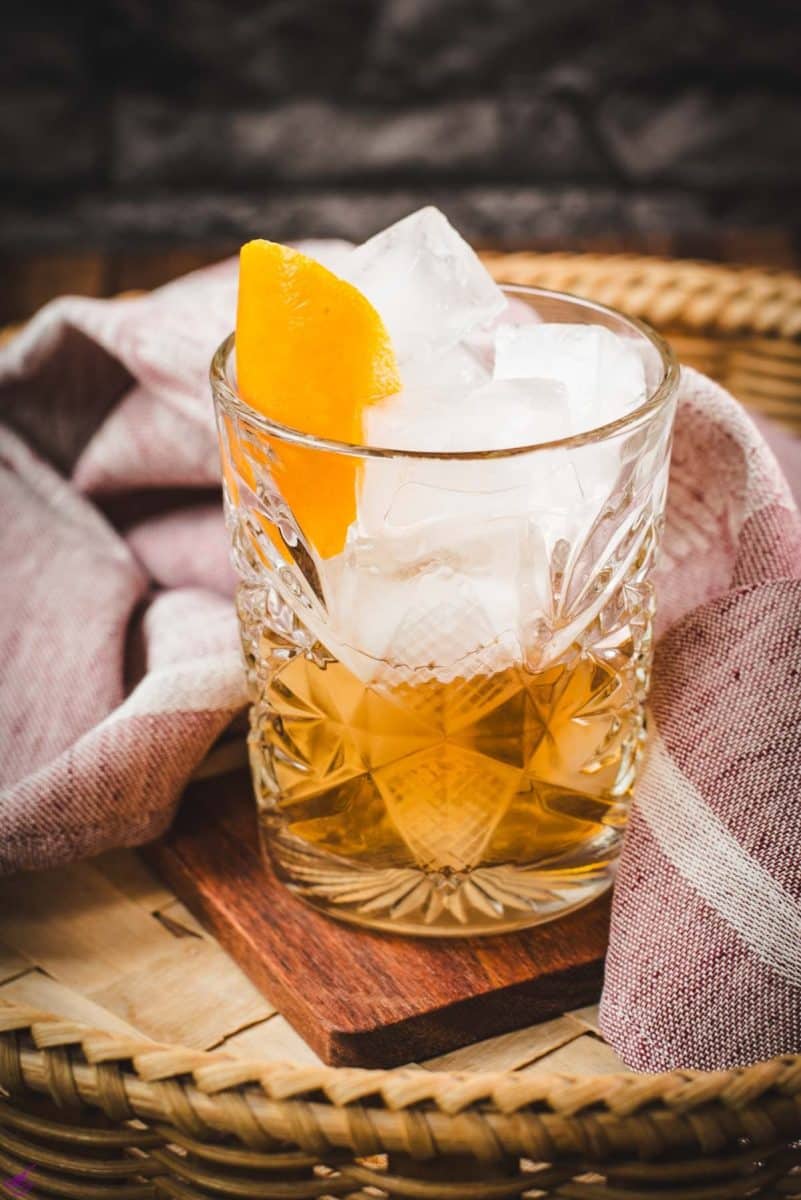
[599,372,801,1069]
[0,259,247,871]
[1,252,799,1071]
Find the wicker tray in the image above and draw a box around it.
[1,250,800,1198]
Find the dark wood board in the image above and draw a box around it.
[145,769,610,1068]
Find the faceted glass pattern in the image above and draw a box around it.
[212,287,677,935]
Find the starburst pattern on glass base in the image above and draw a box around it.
[268,829,618,936]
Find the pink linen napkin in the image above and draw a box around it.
[1,253,799,1070]
[0,258,247,870]
[599,374,801,1070]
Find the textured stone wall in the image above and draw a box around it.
[3,0,800,250]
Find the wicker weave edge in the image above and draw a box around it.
[2,1003,800,1165]
[482,251,801,340]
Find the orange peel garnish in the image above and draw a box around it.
[236,241,400,557]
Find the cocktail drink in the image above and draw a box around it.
[211,209,678,935]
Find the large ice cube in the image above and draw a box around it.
[324,514,549,683]
[358,375,583,549]
[462,292,543,370]
[365,375,569,455]
[344,207,505,364]
[397,342,491,417]
[494,322,646,433]
[464,378,571,450]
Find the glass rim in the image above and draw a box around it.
[210,284,679,461]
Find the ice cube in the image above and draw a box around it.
[380,572,519,678]
[358,376,581,546]
[324,518,532,683]
[494,323,646,434]
[366,376,568,455]
[462,292,543,370]
[344,207,506,365]
[464,378,571,450]
[397,342,491,414]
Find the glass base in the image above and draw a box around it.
[265,826,619,937]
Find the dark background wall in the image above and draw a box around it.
[2,0,800,262]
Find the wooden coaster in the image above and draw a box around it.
[145,769,610,1068]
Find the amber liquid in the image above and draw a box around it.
[244,591,650,934]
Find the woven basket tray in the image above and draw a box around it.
[1,250,800,1198]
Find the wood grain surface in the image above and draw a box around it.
[145,769,611,1068]
[0,824,624,1077]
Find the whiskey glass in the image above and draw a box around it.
[211,287,678,936]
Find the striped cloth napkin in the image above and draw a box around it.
[1,253,799,1070]
[598,372,801,1070]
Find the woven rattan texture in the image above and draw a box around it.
[0,1002,800,1197]
[1,250,800,1195]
